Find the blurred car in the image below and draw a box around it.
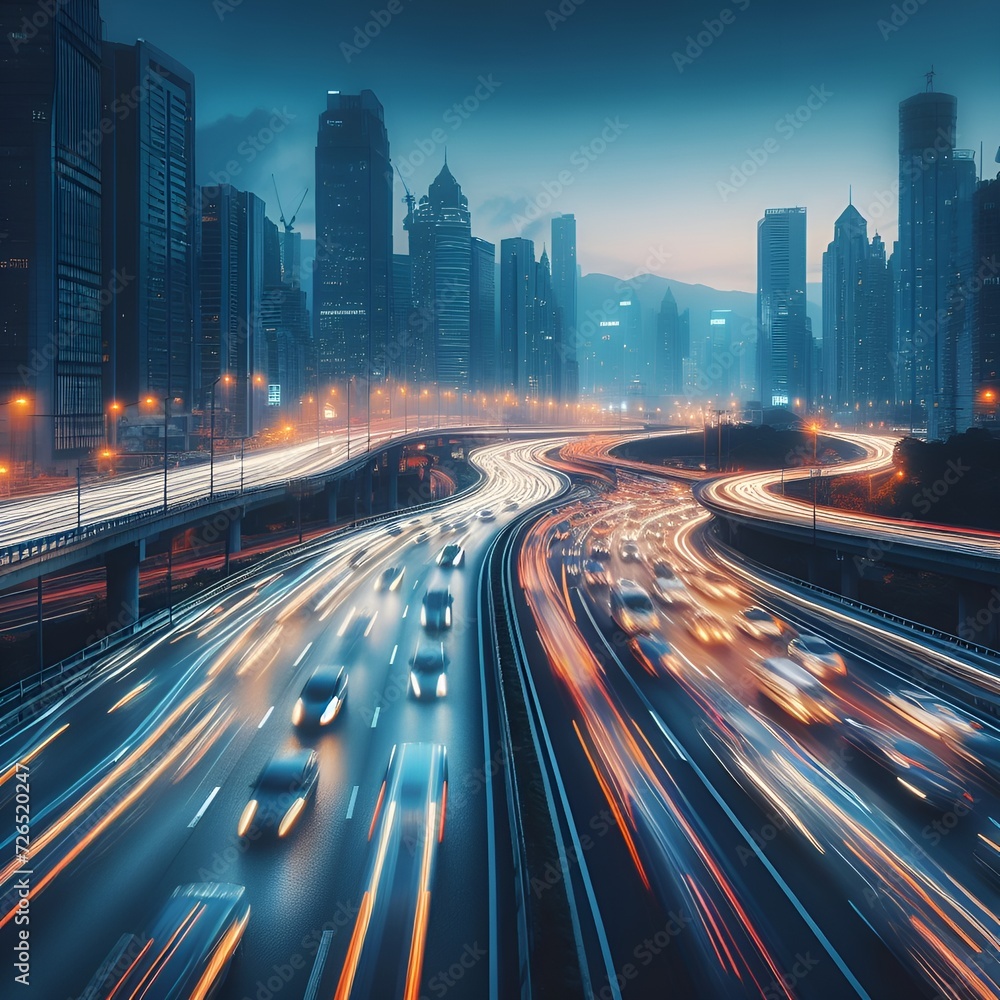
[292,665,349,727]
[736,606,785,639]
[629,633,680,677]
[651,561,689,605]
[842,718,973,810]
[589,541,612,562]
[436,543,465,568]
[409,641,448,700]
[238,748,319,838]
[886,686,985,744]
[610,579,660,635]
[349,547,368,568]
[619,541,642,563]
[583,559,611,587]
[81,882,250,1000]
[553,520,572,540]
[413,530,430,545]
[684,608,733,645]
[786,634,847,679]
[975,818,1000,881]
[688,571,740,601]
[385,523,403,537]
[752,657,838,725]
[503,500,520,511]
[478,508,496,521]
[420,586,454,630]
[374,565,406,593]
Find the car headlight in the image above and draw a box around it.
[278,797,306,838]
[445,607,452,627]
[454,552,462,566]
[320,697,339,725]
[237,799,258,837]
[410,672,421,697]
[420,606,427,626]
[292,699,305,726]
[436,673,448,697]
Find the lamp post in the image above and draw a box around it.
[810,467,821,544]
[346,377,352,458]
[207,376,222,497]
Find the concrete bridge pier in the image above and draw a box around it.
[105,540,144,630]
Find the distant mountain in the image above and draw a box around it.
[579,272,822,349]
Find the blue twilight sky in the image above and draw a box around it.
[101,0,998,291]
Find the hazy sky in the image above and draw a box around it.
[102,0,998,291]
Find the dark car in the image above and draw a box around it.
[374,565,406,593]
[436,543,465,568]
[292,665,348,727]
[336,743,448,998]
[237,748,319,838]
[842,718,973,810]
[409,640,448,700]
[553,520,572,540]
[619,541,642,563]
[81,882,250,1000]
[421,586,454,630]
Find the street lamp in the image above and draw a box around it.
[206,376,222,497]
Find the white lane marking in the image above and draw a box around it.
[346,785,360,819]
[303,930,334,1000]
[371,707,381,729]
[293,642,313,667]
[258,706,274,729]
[402,604,409,619]
[390,644,398,665]
[364,611,378,638]
[113,744,130,763]
[188,786,221,828]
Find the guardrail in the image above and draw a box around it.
[0,454,489,727]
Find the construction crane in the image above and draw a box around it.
[271,174,308,233]
[396,165,415,227]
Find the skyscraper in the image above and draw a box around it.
[860,233,893,412]
[198,185,267,439]
[757,207,809,408]
[391,253,413,383]
[470,237,496,393]
[0,0,104,467]
[973,167,1000,400]
[551,213,578,401]
[405,161,473,388]
[314,90,391,383]
[821,203,868,411]
[499,237,534,396]
[656,287,687,395]
[896,85,976,438]
[101,40,196,430]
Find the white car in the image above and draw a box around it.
[610,579,659,635]
[786,635,846,679]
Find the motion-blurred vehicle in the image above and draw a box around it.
[736,606,785,639]
[752,657,838,725]
[336,743,447,998]
[975,818,1000,881]
[503,500,520,511]
[81,882,250,1000]
[478,508,496,521]
[553,519,572,540]
[413,530,430,545]
[687,570,740,601]
[629,633,680,677]
[610,579,659,635]
[885,686,985,745]
[684,608,733,645]
[786,634,847,679]
[292,665,349,727]
[374,565,406,593]
[589,541,612,562]
[385,523,403,537]
[237,749,320,838]
[651,561,688,605]
[408,641,448,700]
[583,559,611,587]
[435,543,465,568]
[349,548,368,568]
[420,586,454,630]
[619,541,642,563]
[842,718,973,810]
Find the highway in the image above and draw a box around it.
[697,431,1000,560]
[503,450,1000,999]
[0,437,565,999]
